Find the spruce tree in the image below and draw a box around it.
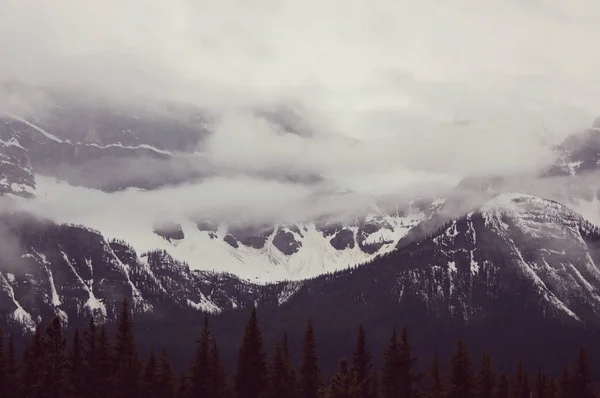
[114,298,140,398]
[97,324,114,398]
[559,365,571,398]
[43,316,71,398]
[82,317,99,398]
[209,339,228,398]
[496,373,509,398]
[382,328,400,398]
[266,342,297,398]
[548,378,558,398]
[475,353,494,398]
[20,325,46,398]
[300,318,322,398]
[397,327,421,398]
[141,349,158,398]
[282,331,298,397]
[325,358,362,398]
[69,329,84,397]
[235,307,268,398]
[6,334,18,398]
[191,314,211,397]
[448,338,473,398]
[572,348,594,398]
[426,354,444,398]
[513,360,527,398]
[352,323,373,398]
[157,351,175,398]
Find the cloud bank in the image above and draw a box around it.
[2,0,600,226]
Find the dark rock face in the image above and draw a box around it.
[356,221,394,254]
[316,222,344,238]
[272,229,302,255]
[223,234,239,249]
[153,222,184,242]
[197,221,218,239]
[228,225,274,249]
[329,229,355,250]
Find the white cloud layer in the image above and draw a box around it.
[2,0,600,209]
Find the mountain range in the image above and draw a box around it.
[2,86,600,373]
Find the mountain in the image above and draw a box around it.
[4,193,600,373]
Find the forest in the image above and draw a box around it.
[0,298,596,398]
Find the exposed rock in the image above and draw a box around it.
[272,229,302,255]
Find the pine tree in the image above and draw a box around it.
[352,323,373,398]
[559,365,571,398]
[281,331,298,398]
[97,324,114,398]
[157,351,175,398]
[43,316,71,398]
[382,328,400,398]
[475,353,494,398]
[266,342,297,398]
[426,354,444,398]
[513,360,528,398]
[235,307,268,398]
[141,349,158,398]
[300,318,322,398]
[448,338,473,398]
[114,298,140,398]
[191,314,211,397]
[82,317,99,398]
[6,334,18,398]
[496,373,509,398]
[572,348,594,398]
[20,325,46,398]
[397,327,421,398]
[209,339,228,398]
[69,329,84,397]
[325,358,362,398]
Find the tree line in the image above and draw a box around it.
[0,298,596,398]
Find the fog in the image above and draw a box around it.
[2,0,600,226]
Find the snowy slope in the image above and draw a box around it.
[15,176,430,283]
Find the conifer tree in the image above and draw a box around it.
[235,307,268,398]
[352,323,373,398]
[282,331,298,397]
[97,324,114,398]
[114,298,140,398]
[382,328,400,398]
[266,342,297,398]
[324,358,362,398]
[6,333,18,398]
[157,351,175,398]
[548,378,558,398]
[475,353,494,398]
[397,327,421,398]
[141,349,158,398]
[43,316,71,398]
[572,348,594,398]
[559,365,571,398]
[209,339,228,398]
[20,325,46,398]
[191,314,211,397]
[300,318,322,398]
[496,373,509,398]
[69,329,83,397]
[513,360,527,398]
[448,338,473,398]
[426,354,444,398]
[82,317,99,398]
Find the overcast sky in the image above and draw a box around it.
[2,0,600,224]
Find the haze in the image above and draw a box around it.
[2,0,600,229]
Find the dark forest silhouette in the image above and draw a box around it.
[0,298,596,398]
